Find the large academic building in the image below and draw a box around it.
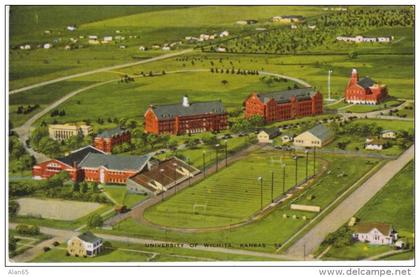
[344,69,388,105]
[94,127,131,153]
[144,96,228,135]
[244,87,323,123]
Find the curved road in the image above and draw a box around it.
[9,49,194,94]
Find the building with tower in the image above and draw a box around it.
[144,96,228,135]
[344,69,388,105]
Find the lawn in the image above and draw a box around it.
[102,185,147,208]
[31,240,282,262]
[343,99,403,113]
[98,154,381,253]
[347,119,414,132]
[145,148,319,228]
[321,160,414,261]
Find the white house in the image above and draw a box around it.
[216,47,227,52]
[67,25,77,31]
[162,46,171,51]
[381,130,397,139]
[67,232,103,257]
[20,44,31,50]
[138,46,146,51]
[365,138,384,150]
[352,223,398,245]
[43,43,52,49]
[220,30,229,37]
[293,125,335,148]
[257,128,279,144]
[281,135,294,144]
[103,36,113,43]
[64,45,71,50]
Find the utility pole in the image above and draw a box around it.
[313,146,316,176]
[271,171,274,203]
[258,177,263,210]
[305,150,309,181]
[224,140,228,167]
[202,151,206,177]
[282,164,286,195]
[215,144,220,172]
[328,69,333,101]
[294,155,298,186]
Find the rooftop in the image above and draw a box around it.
[150,100,225,120]
[256,87,317,104]
[97,127,129,138]
[79,153,151,171]
[305,125,334,141]
[357,77,376,89]
[354,222,393,236]
[57,145,104,167]
[77,231,102,243]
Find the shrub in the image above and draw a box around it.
[43,246,50,252]
[16,224,40,235]
[87,214,103,228]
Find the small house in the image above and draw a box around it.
[216,47,226,52]
[43,43,52,49]
[257,128,280,144]
[381,130,397,139]
[162,46,171,51]
[139,46,146,51]
[220,30,229,37]
[352,223,398,245]
[103,36,113,43]
[67,25,77,31]
[293,125,334,148]
[67,232,103,257]
[365,138,385,150]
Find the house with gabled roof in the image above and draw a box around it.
[345,69,388,105]
[293,125,334,148]
[144,95,228,135]
[257,128,280,143]
[244,87,323,123]
[352,223,398,245]
[67,231,103,257]
[94,127,131,153]
[32,145,105,181]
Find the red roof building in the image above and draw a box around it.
[94,127,131,153]
[244,87,323,123]
[144,96,228,135]
[345,69,388,105]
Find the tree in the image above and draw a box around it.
[87,214,103,228]
[221,80,228,85]
[248,115,265,128]
[202,134,218,146]
[9,200,19,217]
[146,134,159,149]
[348,51,358,59]
[9,234,17,252]
[72,182,80,192]
[47,171,69,189]
[80,182,88,193]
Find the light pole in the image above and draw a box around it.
[224,140,228,167]
[313,146,316,176]
[215,144,220,172]
[160,168,165,201]
[282,164,286,195]
[305,150,309,181]
[172,162,178,194]
[328,69,333,101]
[271,171,274,203]
[202,151,206,177]
[294,155,298,186]
[258,177,263,210]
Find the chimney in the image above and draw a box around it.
[182,95,190,107]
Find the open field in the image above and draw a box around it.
[347,118,414,131]
[16,197,104,220]
[103,185,147,208]
[342,98,403,113]
[31,240,281,262]
[145,149,319,228]
[98,154,380,253]
[321,160,414,260]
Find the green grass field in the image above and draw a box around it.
[347,119,414,132]
[342,99,403,113]
[31,240,282,262]
[95,154,380,254]
[322,160,414,260]
[102,185,147,208]
[145,149,319,228]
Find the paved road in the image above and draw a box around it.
[9,49,194,94]
[259,71,311,87]
[285,145,414,258]
[13,79,118,163]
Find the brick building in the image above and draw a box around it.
[94,127,131,153]
[32,145,152,184]
[244,87,323,123]
[32,145,105,181]
[344,69,388,105]
[144,96,228,135]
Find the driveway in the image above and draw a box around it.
[285,145,414,258]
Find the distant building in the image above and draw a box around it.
[345,69,388,105]
[162,46,171,51]
[219,30,229,37]
[244,87,323,123]
[281,135,294,144]
[152,45,161,49]
[336,35,393,43]
[127,157,200,195]
[381,130,397,139]
[293,125,334,148]
[272,15,304,23]
[144,96,228,135]
[138,46,146,51]
[94,127,131,154]
[43,43,52,49]
[216,47,227,52]
[236,19,258,25]
[48,124,92,141]
[257,128,280,144]
[20,44,31,50]
[67,25,77,32]
[102,36,113,43]
[67,232,103,257]
[352,223,398,245]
